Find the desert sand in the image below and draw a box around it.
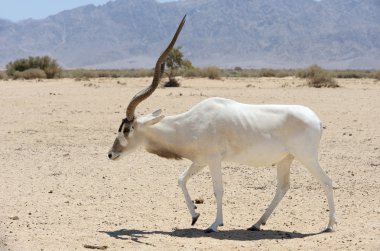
[0,77,379,250]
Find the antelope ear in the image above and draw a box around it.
[138,109,165,127]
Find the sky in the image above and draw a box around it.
[0,0,176,22]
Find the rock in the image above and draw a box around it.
[194,198,204,204]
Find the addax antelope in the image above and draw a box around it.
[108,15,337,233]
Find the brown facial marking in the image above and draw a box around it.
[112,137,125,153]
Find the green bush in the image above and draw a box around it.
[163,47,193,86]
[297,65,339,88]
[6,56,62,79]
[14,68,47,79]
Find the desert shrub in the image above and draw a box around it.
[6,56,61,79]
[369,70,380,80]
[296,65,317,79]
[201,67,221,80]
[297,65,339,88]
[13,68,47,79]
[0,71,7,80]
[163,78,180,87]
[307,73,339,88]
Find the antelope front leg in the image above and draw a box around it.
[178,163,205,226]
[205,158,224,233]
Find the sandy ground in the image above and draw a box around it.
[0,77,379,251]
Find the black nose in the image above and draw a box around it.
[108,153,112,159]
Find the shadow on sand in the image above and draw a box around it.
[99,227,323,245]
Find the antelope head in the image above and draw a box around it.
[108,15,186,160]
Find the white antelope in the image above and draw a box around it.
[108,16,337,233]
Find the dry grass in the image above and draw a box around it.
[369,70,380,80]
[13,68,47,80]
[201,67,221,80]
[297,65,339,88]
[0,71,7,80]
[18,67,380,82]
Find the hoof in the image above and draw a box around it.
[191,213,200,226]
[322,227,335,233]
[204,228,217,233]
[247,225,260,231]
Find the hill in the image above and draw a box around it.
[0,0,379,69]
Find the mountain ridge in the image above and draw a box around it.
[0,0,379,69]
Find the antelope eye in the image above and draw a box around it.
[123,127,130,134]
